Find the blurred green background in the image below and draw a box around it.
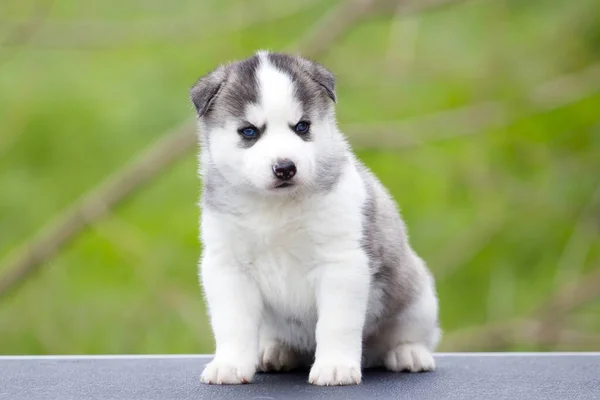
[1,0,599,355]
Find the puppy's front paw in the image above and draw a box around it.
[200,359,256,384]
[384,343,435,372]
[308,359,361,386]
[258,341,298,372]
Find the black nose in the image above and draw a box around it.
[272,160,297,181]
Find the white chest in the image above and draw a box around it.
[235,207,323,320]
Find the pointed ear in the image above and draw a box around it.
[189,65,227,117]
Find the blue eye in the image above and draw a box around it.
[294,121,310,134]
[239,126,258,139]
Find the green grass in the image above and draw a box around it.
[1,0,599,355]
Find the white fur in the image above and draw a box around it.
[198,54,438,386]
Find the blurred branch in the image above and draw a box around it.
[441,319,600,351]
[530,63,600,110]
[384,1,421,77]
[285,0,378,58]
[438,320,529,351]
[0,1,54,46]
[90,216,207,339]
[287,0,473,58]
[0,120,196,298]
[0,0,321,50]
[344,101,507,149]
[381,0,473,14]
[0,0,396,299]
[442,262,600,351]
[531,184,600,346]
[553,183,600,285]
[345,61,600,149]
[1,0,476,52]
[434,217,504,281]
[534,265,600,346]
[0,0,54,66]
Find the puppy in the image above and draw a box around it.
[189,50,441,386]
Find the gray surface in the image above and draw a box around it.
[1,353,600,400]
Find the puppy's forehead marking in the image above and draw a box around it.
[252,54,303,124]
[265,52,335,119]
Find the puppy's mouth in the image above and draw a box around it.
[274,181,294,189]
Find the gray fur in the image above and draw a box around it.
[190,56,260,126]
[200,163,241,215]
[190,52,335,131]
[356,161,421,332]
[190,65,226,118]
[312,149,347,193]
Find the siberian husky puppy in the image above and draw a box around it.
[189,50,441,386]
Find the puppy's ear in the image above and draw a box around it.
[309,62,336,103]
[190,65,228,117]
[292,54,337,103]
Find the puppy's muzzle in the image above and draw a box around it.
[272,160,296,181]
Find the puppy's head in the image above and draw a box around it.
[190,50,344,196]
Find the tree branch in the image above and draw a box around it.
[285,0,378,59]
[0,120,196,297]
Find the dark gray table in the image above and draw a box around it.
[1,353,599,399]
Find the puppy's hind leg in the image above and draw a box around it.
[258,324,304,373]
[381,278,441,373]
